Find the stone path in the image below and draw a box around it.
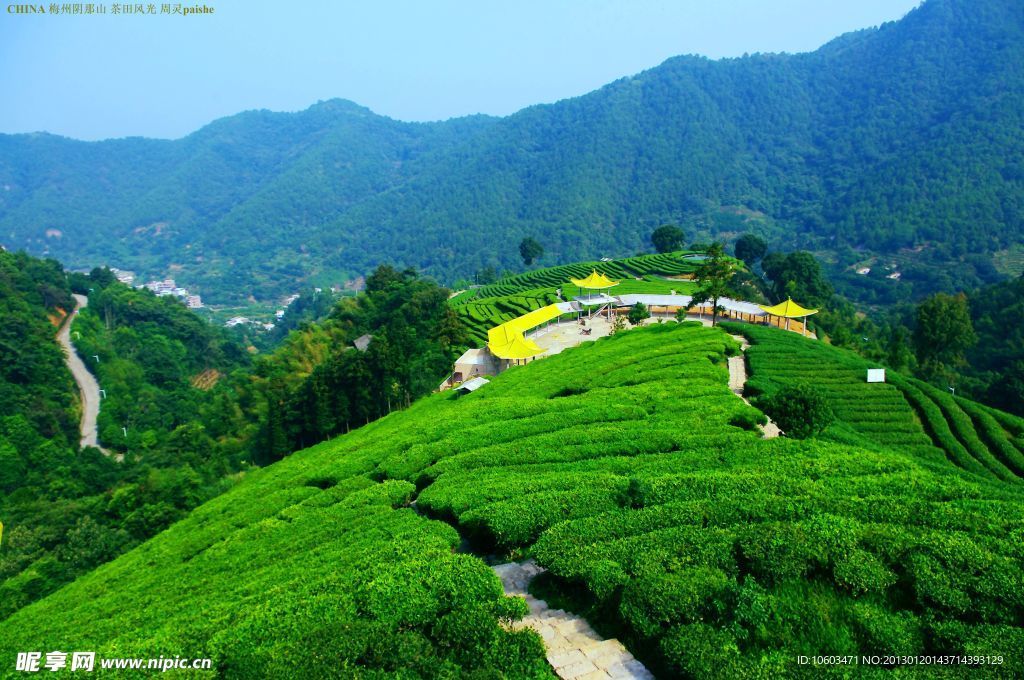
[728,335,781,439]
[493,560,655,680]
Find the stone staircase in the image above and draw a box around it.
[492,560,655,680]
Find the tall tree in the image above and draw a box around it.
[689,243,738,327]
[519,237,544,266]
[761,251,833,307]
[734,234,768,266]
[913,292,977,377]
[650,225,685,254]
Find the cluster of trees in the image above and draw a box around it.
[0,253,468,622]
[0,251,77,447]
[1,259,256,618]
[252,265,466,464]
[722,230,1024,418]
[258,286,345,349]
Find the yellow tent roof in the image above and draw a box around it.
[486,304,564,360]
[569,270,619,289]
[487,325,546,359]
[506,304,562,333]
[759,297,819,318]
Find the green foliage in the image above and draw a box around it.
[914,292,977,378]
[759,384,835,439]
[519,237,544,266]
[732,321,1024,483]
[733,234,767,266]
[3,319,1024,676]
[627,302,651,326]
[690,243,738,326]
[761,251,833,308]
[650,224,685,254]
[0,250,77,446]
[251,265,466,464]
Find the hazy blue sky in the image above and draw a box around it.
[0,0,921,141]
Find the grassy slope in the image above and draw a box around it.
[2,323,1022,678]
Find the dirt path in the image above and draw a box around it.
[728,335,781,439]
[493,560,654,679]
[57,294,111,453]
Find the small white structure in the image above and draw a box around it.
[456,377,490,394]
[867,368,886,383]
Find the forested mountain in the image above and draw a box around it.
[1,0,1022,303]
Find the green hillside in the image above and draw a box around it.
[3,322,1022,678]
[2,0,1021,303]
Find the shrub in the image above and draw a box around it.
[759,383,834,439]
[619,568,731,638]
[660,623,742,679]
[833,549,897,596]
[729,411,766,431]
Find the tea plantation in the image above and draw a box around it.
[452,253,702,345]
[732,323,1024,484]
[2,323,1022,678]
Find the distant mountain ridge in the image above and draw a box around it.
[1,0,1022,303]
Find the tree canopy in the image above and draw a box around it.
[689,243,738,327]
[519,237,544,266]
[734,233,767,265]
[762,251,834,308]
[914,292,977,379]
[650,225,685,254]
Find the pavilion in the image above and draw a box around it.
[569,270,619,319]
[758,298,818,336]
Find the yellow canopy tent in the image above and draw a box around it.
[487,304,567,361]
[505,304,562,334]
[569,270,619,289]
[487,323,546,361]
[758,297,818,335]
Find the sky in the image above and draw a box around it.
[0,0,921,141]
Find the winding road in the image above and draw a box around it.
[56,294,108,452]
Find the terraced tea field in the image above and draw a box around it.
[732,323,1024,484]
[452,252,704,344]
[3,323,1021,679]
